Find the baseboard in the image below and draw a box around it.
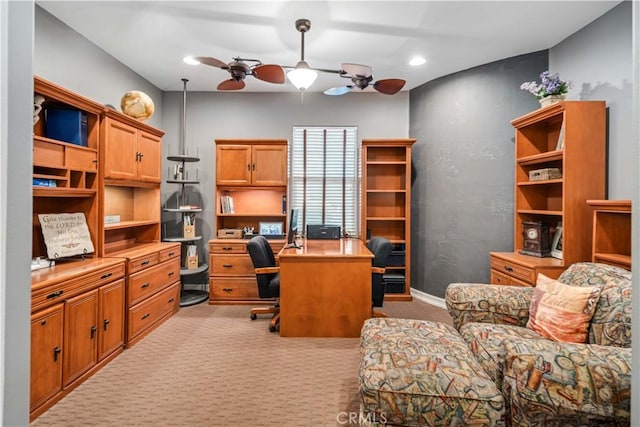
[410,288,447,310]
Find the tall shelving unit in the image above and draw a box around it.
[587,199,631,271]
[490,101,606,286]
[162,79,208,306]
[361,138,416,302]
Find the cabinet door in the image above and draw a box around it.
[216,145,252,185]
[252,144,287,186]
[137,131,162,183]
[31,304,64,411]
[63,290,98,387]
[103,118,138,180]
[98,279,125,361]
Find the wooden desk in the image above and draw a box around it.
[278,238,373,337]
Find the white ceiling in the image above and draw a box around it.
[38,1,621,93]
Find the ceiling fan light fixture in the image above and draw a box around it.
[183,56,200,66]
[409,56,426,66]
[287,61,318,90]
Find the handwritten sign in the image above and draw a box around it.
[38,213,95,259]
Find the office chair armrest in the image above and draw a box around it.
[255,266,280,274]
[372,266,385,274]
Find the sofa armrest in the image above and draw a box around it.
[445,283,533,331]
[503,339,631,424]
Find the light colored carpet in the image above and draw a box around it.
[31,299,452,427]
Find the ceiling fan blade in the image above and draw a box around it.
[217,79,245,91]
[341,63,372,77]
[373,79,406,95]
[195,56,230,69]
[324,86,353,96]
[252,64,285,84]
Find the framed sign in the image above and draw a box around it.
[551,222,563,260]
[38,212,95,259]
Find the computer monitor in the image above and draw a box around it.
[286,208,301,248]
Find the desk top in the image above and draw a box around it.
[278,238,373,259]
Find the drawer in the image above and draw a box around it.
[33,139,64,167]
[490,257,534,284]
[159,245,180,263]
[209,242,247,254]
[209,277,260,301]
[128,259,180,306]
[65,146,97,171]
[210,254,254,275]
[490,269,530,287]
[128,282,179,340]
[32,263,125,312]
[128,252,160,274]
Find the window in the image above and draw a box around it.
[289,126,360,237]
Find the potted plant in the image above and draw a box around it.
[521,71,571,107]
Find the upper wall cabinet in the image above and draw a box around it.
[216,140,287,186]
[102,111,162,184]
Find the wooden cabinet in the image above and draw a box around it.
[102,114,162,183]
[32,76,104,259]
[216,139,287,186]
[30,258,126,420]
[587,200,631,270]
[110,242,181,347]
[491,101,606,286]
[211,139,288,304]
[361,139,416,301]
[100,112,164,257]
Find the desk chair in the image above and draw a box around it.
[367,236,392,317]
[247,235,280,332]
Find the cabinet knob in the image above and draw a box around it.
[222,264,233,268]
[141,260,150,266]
[90,325,97,339]
[103,319,110,331]
[47,290,64,299]
[222,247,232,251]
[141,282,150,288]
[247,163,251,171]
[168,298,175,303]
[168,272,175,277]
[222,288,233,292]
[100,272,113,279]
[252,163,256,171]
[53,346,61,362]
[141,313,150,320]
[504,266,513,272]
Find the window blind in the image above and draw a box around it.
[289,126,360,237]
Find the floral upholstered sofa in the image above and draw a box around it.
[358,263,631,426]
[445,262,632,426]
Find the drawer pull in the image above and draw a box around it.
[100,272,113,279]
[141,313,150,320]
[90,325,97,339]
[47,290,64,299]
[141,282,150,289]
[140,260,150,266]
[504,266,514,272]
[222,264,233,268]
[168,297,175,303]
[222,288,233,292]
[222,247,232,251]
[168,252,176,257]
[53,346,61,362]
[103,319,110,331]
[168,272,175,277]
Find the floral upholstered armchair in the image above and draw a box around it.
[445,262,632,427]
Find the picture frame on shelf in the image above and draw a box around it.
[551,222,563,259]
[555,122,565,150]
[259,221,283,236]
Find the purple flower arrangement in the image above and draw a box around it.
[521,71,571,99]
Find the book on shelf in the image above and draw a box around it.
[220,195,235,214]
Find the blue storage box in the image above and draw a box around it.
[45,108,88,146]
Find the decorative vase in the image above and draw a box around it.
[539,94,566,107]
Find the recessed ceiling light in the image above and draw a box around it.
[409,56,426,66]
[183,56,200,66]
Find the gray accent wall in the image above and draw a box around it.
[408,1,633,299]
[409,51,548,297]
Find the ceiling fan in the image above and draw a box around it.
[286,19,406,95]
[193,56,285,91]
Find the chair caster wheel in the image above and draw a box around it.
[269,325,277,333]
[250,313,257,320]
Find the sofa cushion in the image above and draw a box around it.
[460,322,546,392]
[360,318,505,426]
[556,262,632,347]
[526,274,601,343]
